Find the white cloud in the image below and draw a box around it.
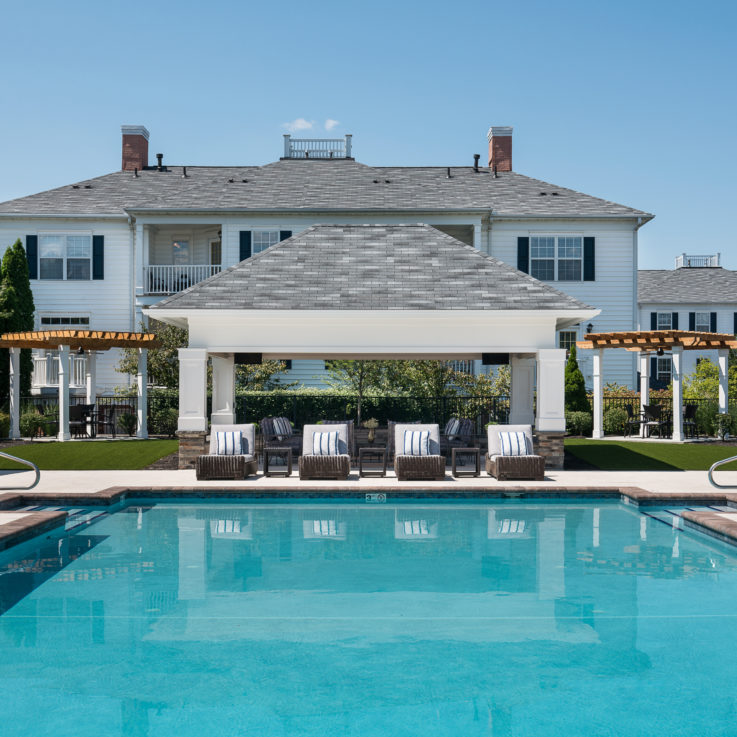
[282,118,314,133]
[325,119,340,131]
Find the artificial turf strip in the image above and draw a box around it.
[0,440,179,471]
[565,438,737,471]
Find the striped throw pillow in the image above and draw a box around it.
[312,430,339,456]
[403,429,430,456]
[216,431,242,456]
[499,431,529,457]
[273,417,292,440]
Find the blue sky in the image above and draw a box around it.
[1,0,735,268]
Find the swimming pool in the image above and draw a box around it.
[1,499,736,736]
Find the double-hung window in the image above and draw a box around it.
[656,312,673,330]
[656,357,672,384]
[252,230,280,254]
[530,236,582,281]
[694,312,711,332]
[39,235,91,280]
[558,330,578,352]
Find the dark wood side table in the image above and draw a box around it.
[263,447,292,477]
[451,447,481,477]
[359,446,387,477]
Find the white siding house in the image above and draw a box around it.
[0,125,653,395]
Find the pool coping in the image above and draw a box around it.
[2,485,737,550]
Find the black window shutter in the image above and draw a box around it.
[25,235,38,279]
[671,312,678,329]
[688,312,696,331]
[92,235,104,280]
[239,231,252,261]
[710,312,717,332]
[650,356,658,380]
[583,237,595,280]
[734,312,737,335]
[279,230,292,242]
[517,237,529,273]
[650,312,657,330]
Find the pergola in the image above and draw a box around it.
[0,330,159,441]
[577,330,737,441]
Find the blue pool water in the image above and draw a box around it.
[1,499,736,736]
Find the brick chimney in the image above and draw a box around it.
[487,126,513,171]
[121,125,149,171]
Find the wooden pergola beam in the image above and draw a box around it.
[577,330,737,352]
[0,330,160,351]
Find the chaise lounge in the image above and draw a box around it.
[196,423,259,480]
[299,423,351,480]
[485,424,545,481]
[393,423,446,481]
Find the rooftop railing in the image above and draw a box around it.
[282,134,352,159]
[143,264,221,295]
[675,253,720,269]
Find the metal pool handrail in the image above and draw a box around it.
[708,454,737,489]
[0,450,40,490]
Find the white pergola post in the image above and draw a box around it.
[535,348,567,432]
[592,347,604,439]
[509,354,535,425]
[9,348,20,439]
[671,346,684,442]
[57,345,71,441]
[718,348,729,415]
[136,348,148,439]
[85,350,96,437]
[639,352,650,438]
[211,354,235,425]
[177,348,208,432]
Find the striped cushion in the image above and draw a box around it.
[499,431,529,457]
[312,430,339,456]
[444,418,461,440]
[216,431,242,456]
[403,429,430,456]
[273,417,292,440]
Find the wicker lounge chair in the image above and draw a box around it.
[439,417,474,454]
[260,416,302,455]
[485,424,545,481]
[393,423,446,481]
[298,424,351,480]
[321,419,356,460]
[196,423,259,480]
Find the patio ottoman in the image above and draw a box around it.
[486,454,545,481]
[196,453,258,480]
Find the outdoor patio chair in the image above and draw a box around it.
[69,404,91,438]
[642,404,669,438]
[623,404,643,438]
[485,424,545,481]
[683,403,698,438]
[387,420,421,460]
[321,419,356,460]
[260,416,302,455]
[298,423,351,480]
[393,423,446,481]
[196,423,258,480]
[439,417,475,453]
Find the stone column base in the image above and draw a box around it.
[177,431,207,469]
[534,431,565,470]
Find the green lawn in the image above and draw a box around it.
[566,438,737,471]
[0,440,178,471]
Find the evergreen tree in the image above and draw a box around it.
[0,240,34,400]
[564,344,590,413]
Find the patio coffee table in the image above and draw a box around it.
[451,447,481,477]
[263,447,292,477]
[359,446,387,478]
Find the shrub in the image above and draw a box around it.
[566,411,592,436]
[714,413,733,440]
[565,345,590,413]
[0,411,9,438]
[150,406,178,437]
[118,413,138,436]
[695,401,719,436]
[19,410,44,439]
[603,406,628,435]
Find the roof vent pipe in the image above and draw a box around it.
[446,167,451,178]
[156,153,163,171]
[493,165,498,179]
[473,154,480,172]
[133,167,138,178]
[182,166,187,178]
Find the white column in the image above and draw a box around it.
[85,351,97,437]
[57,345,71,441]
[535,348,567,432]
[9,348,20,439]
[211,354,235,425]
[135,221,145,297]
[671,346,683,442]
[472,223,482,252]
[177,348,208,432]
[639,352,650,438]
[509,355,535,425]
[136,348,148,439]
[718,348,729,415]
[592,348,604,439]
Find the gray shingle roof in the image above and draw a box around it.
[639,268,737,305]
[150,224,593,312]
[0,158,651,219]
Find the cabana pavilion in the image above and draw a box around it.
[578,330,737,441]
[0,330,159,441]
[147,224,599,468]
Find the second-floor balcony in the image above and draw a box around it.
[143,264,222,295]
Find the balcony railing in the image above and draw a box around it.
[32,354,86,388]
[143,264,222,295]
[282,134,352,159]
[675,253,720,269]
